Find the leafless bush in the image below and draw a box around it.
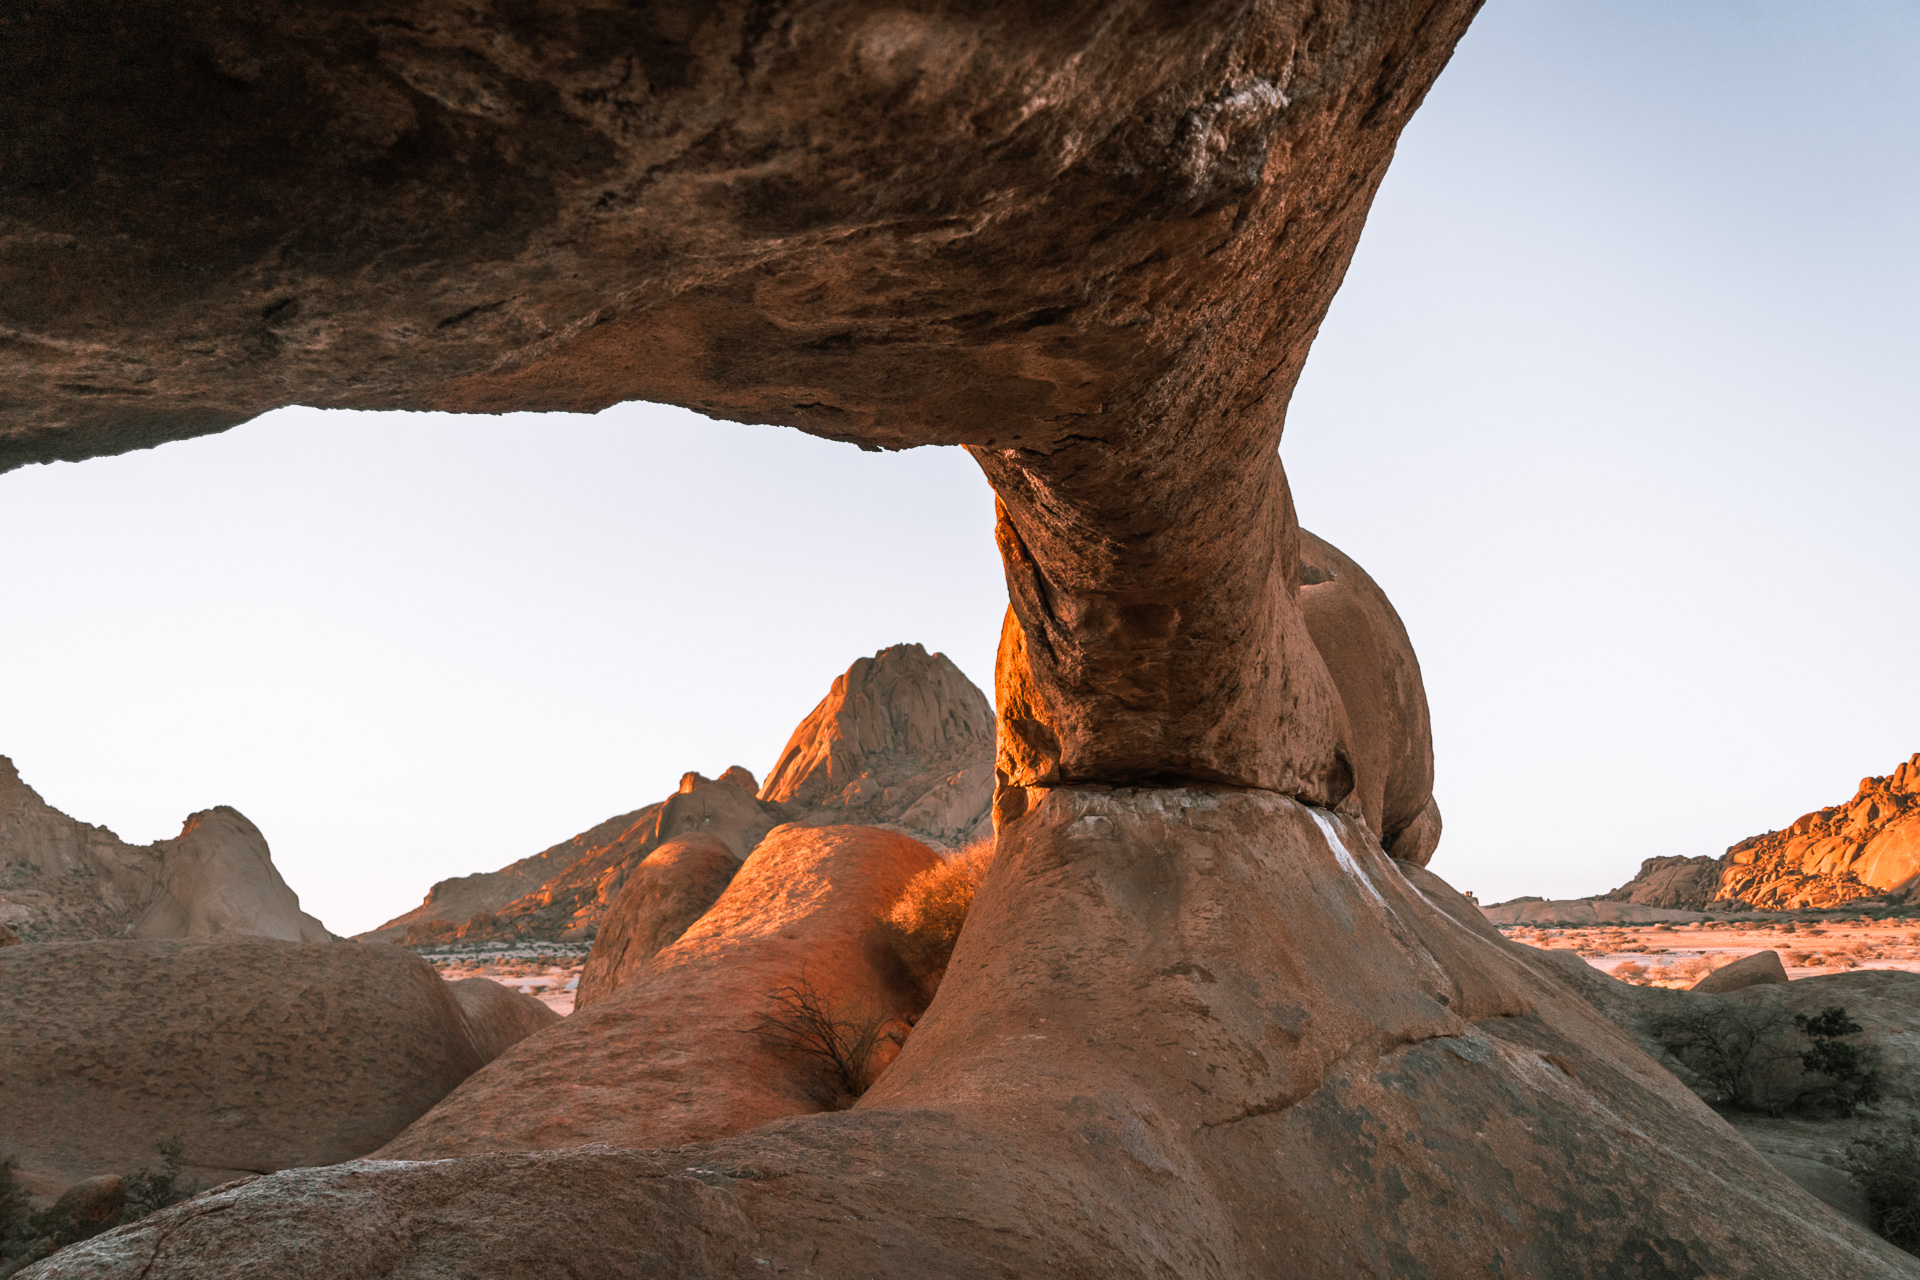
[756,974,898,1111]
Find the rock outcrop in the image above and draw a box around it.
[1689,948,1789,993]
[377,824,936,1159]
[361,648,992,944]
[0,938,546,1198]
[762,643,996,846]
[360,768,780,944]
[0,757,328,944]
[1605,753,1920,910]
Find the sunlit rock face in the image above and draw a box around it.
[33,793,1913,1279]
[0,756,329,943]
[358,646,992,945]
[1606,752,1920,910]
[376,824,935,1159]
[763,642,997,846]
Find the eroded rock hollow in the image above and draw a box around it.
[9,1,1911,1275]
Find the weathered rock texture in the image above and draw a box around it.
[361,647,991,944]
[1607,753,1920,911]
[1296,529,1436,859]
[763,643,997,845]
[377,824,935,1159]
[0,938,540,1197]
[10,1,1880,1272]
[0,757,328,944]
[361,767,779,944]
[30,792,1911,1279]
[571,832,738,1011]
[443,976,563,1061]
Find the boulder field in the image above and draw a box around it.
[28,792,1911,1278]
[8,0,1906,1273]
[0,757,329,945]
[0,939,552,1200]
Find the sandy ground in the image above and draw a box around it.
[412,942,590,1015]
[1495,915,1920,988]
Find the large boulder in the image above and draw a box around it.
[443,977,562,1062]
[0,757,328,944]
[1689,948,1788,993]
[31,790,1909,1279]
[0,939,501,1196]
[572,832,738,1012]
[1296,530,1436,856]
[375,824,937,1158]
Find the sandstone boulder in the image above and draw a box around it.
[34,790,1909,1279]
[0,758,328,944]
[376,824,938,1159]
[1296,530,1436,852]
[443,977,561,1062]
[0,939,491,1196]
[1690,948,1788,993]
[572,833,738,1012]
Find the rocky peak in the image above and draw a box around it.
[1608,751,1920,911]
[759,643,994,830]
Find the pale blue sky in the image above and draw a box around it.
[3,1,1915,932]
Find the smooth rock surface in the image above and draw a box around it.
[443,976,562,1062]
[376,824,936,1158]
[0,939,487,1195]
[572,832,738,1011]
[1690,947,1789,993]
[29,790,1911,1279]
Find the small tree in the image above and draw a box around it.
[1650,1001,1880,1117]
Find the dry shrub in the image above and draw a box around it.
[755,975,899,1111]
[1,1141,189,1272]
[1610,961,1650,984]
[876,840,995,988]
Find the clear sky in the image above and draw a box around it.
[2,1,1914,934]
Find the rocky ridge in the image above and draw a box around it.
[1607,753,1920,911]
[0,757,329,944]
[359,644,995,945]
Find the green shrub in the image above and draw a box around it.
[1849,1120,1920,1254]
[1649,1002,1880,1117]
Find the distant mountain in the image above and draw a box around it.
[358,644,996,945]
[0,755,331,943]
[1606,752,1920,911]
